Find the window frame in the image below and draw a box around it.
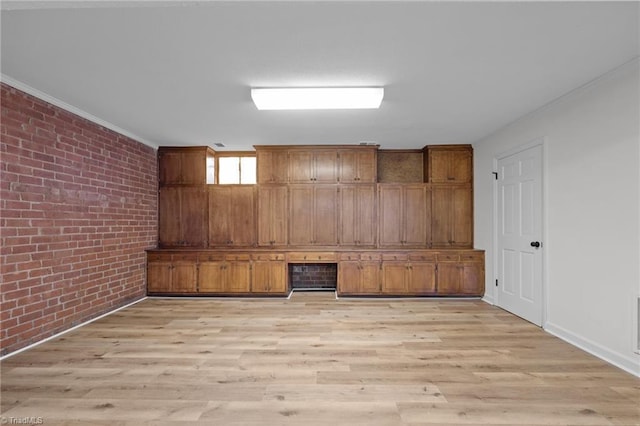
[215,151,257,185]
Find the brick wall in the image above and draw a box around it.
[0,83,158,356]
[289,263,337,289]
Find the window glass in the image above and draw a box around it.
[217,156,256,184]
[240,157,257,184]
[218,157,240,184]
[206,156,215,184]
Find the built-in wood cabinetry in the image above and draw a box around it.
[147,249,485,296]
[337,253,381,295]
[159,147,215,185]
[199,253,252,293]
[257,185,288,247]
[147,252,198,293]
[256,149,288,183]
[431,184,473,248]
[251,253,287,293]
[338,185,376,247]
[434,251,484,295]
[425,145,472,183]
[289,150,338,183]
[380,253,436,295]
[378,184,430,247]
[150,143,483,297]
[289,185,338,246]
[338,149,376,183]
[158,186,208,247]
[208,185,256,247]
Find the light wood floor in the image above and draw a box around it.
[1,291,638,425]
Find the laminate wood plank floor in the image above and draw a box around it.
[1,291,638,425]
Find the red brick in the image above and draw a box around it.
[0,82,156,356]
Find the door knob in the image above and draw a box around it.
[530,241,541,248]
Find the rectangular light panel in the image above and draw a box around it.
[251,87,384,110]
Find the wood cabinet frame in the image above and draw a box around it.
[152,144,483,297]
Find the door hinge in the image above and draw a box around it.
[492,172,498,180]
[495,279,499,287]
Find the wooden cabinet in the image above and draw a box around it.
[209,185,256,247]
[256,149,288,183]
[338,185,376,247]
[158,186,208,247]
[381,253,436,295]
[436,252,484,296]
[289,185,338,246]
[338,253,381,295]
[257,185,288,246]
[425,145,472,183]
[199,254,251,293]
[431,185,472,248]
[338,149,376,183]
[147,253,198,293]
[378,184,430,247]
[159,147,215,185]
[289,150,337,183]
[251,253,287,294]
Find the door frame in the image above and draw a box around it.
[492,137,549,327]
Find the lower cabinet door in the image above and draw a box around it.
[359,262,381,294]
[407,262,436,294]
[337,262,360,294]
[171,261,198,292]
[381,262,407,294]
[436,262,461,295]
[461,262,484,295]
[147,261,172,293]
[198,261,226,292]
[226,262,251,293]
[252,261,286,293]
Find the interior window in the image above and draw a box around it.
[217,156,256,184]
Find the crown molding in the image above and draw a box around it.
[1,74,158,149]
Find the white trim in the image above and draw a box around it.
[545,321,640,378]
[493,137,547,327]
[0,297,147,361]
[634,294,640,355]
[1,74,157,149]
[481,295,494,305]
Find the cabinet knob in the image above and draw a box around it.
[530,241,541,248]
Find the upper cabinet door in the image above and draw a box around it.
[338,149,376,183]
[289,151,315,183]
[289,150,337,183]
[158,147,214,185]
[257,150,288,183]
[427,146,472,183]
[314,151,338,183]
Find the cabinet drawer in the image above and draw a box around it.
[340,252,361,261]
[225,253,251,261]
[148,253,172,262]
[382,253,408,261]
[360,253,382,262]
[437,253,460,262]
[174,253,198,262]
[199,253,225,262]
[460,252,484,262]
[252,253,285,261]
[288,252,336,262]
[409,253,436,262]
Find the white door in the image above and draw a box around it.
[496,144,543,326]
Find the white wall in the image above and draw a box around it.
[474,59,640,376]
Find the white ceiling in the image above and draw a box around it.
[1,1,638,150]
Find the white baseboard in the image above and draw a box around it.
[0,297,147,361]
[545,321,640,378]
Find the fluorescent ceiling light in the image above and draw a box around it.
[251,87,384,110]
